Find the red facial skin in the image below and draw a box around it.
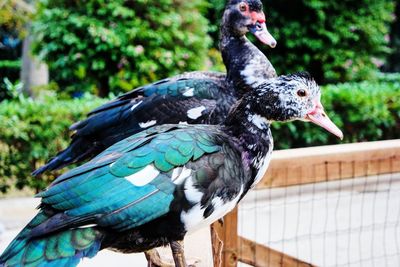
[240,2,266,24]
[250,11,266,24]
[239,3,276,48]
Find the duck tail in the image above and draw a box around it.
[0,212,103,267]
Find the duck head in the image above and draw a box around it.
[223,0,276,48]
[245,72,343,139]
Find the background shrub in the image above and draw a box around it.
[0,94,107,193]
[0,60,21,101]
[0,0,27,101]
[32,0,211,97]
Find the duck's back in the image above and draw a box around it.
[32,71,237,176]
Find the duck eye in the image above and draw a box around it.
[297,89,308,97]
[239,3,247,12]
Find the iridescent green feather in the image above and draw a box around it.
[165,148,192,166]
[175,132,193,142]
[178,142,195,156]
[4,228,101,266]
[154,152,175,172]
[24,239,45,264]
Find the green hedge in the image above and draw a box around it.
[0,60,21,69]
[0,94,107,193]
[32,0,211,96]
[0,76,399,192]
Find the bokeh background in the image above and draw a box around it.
[0,0,399,193]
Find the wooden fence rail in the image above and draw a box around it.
[211,139,400,267]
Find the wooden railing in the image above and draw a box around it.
[211,139,400,267]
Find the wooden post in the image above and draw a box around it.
[211,208,239,267]
[238,237,316,267]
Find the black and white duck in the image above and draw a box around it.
[1,72,343,267]
[32,0,278,176]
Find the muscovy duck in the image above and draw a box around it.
[32,0,277,176]
[1,72,343,267]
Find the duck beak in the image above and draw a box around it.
[248,21,277,48]
[248,11,276,48]
[305,100,343,140]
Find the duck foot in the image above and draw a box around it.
[170,240,197,267]
[145,249,174,267]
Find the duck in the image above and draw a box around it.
[32,0,277,176]
[1,72,343,267]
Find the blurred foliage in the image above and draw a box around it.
[0,0,34,35]
[207,0,395,84]
[0,0,30,98]
[0,77,23,101]
[0,93,107,193]
[205,48,225,72]
[384,2,400,72]
[272,72,400,149]
[0,0,398,95]
[206,0,226,49]
[262,0,395,83]
[0,60,21,101]
[0,59,21,69]
[1,75,399,192]
[31,0,211,97]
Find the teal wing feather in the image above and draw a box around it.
[87,76,224,117]
[35,125,221,234]
[142,78,223,99]
[0,211,102,267]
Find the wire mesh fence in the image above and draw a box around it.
[239,172,400,267]
[212,140,400,267]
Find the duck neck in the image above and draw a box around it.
[220,25,277,97]
[223,99,274,189]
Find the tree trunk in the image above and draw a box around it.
[20,34,49,97]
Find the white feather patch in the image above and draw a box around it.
[130,100,143,111]
[78,224,98,229]
[251,142,274,188]
[125,165,159,186]
[179,121,188,125]
[252,155,272,188]
[181,186,243,233]
[183,177,203,203]
[187,106,206,120]
[139,120,157,128]
[248,114,268,129]
[240,58,265,87]
[171,166,192,185]
[183,87,194,97]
